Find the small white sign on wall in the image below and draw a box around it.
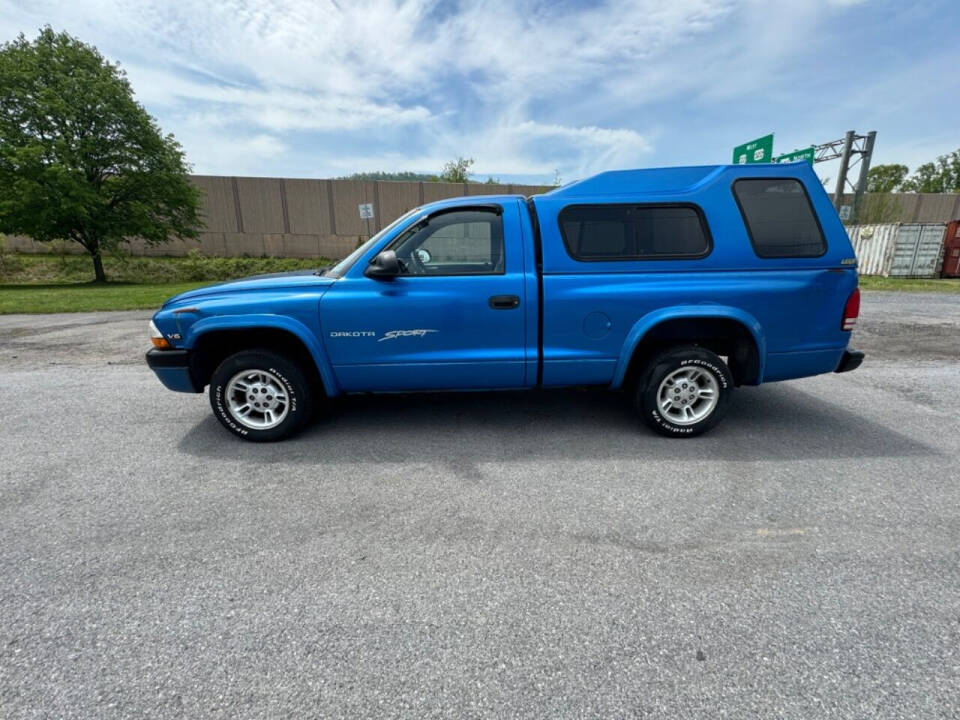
[838,205,852,221]
[358,203,374,219]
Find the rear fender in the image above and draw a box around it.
[611,305,766,388]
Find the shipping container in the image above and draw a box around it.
[941,220,960,278]
[846,222,946,277]
[847,224,897,276]
[890,223,946,278]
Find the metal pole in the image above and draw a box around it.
[851,130,877,224]
[833,130,855,210]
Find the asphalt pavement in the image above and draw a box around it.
[1,291,958,718]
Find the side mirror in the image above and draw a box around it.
[365,250,400,279]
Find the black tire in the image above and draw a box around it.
[209,349,313,442]
[635,346,733,438]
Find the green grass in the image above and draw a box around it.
[859,276,960,293]
[0,282,215,314]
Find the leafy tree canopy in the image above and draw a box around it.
[901,150,960,193]
[866,164,908,193]
[439,157,474,183]
[0,27,202,281]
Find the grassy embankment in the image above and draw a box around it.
[0,252,329,313]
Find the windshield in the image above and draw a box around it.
[325,207,423,278]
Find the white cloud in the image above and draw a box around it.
[174,128,290,176]
[467,121,654,178]
[123,63,433,132]
[245,133,288,157]
[316,117,654,180]
[4,0,947,182]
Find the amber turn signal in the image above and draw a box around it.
[149,320,171,349]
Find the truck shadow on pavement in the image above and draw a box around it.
[177,383,935,465]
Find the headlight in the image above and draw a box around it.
[149,320,171,349]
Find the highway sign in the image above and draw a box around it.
[775,147,815,164]
[733,134,773,164]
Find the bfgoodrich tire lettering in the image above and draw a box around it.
[635,346,732,438]
[209,349,313,442]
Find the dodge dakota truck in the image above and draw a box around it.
[146,162,863,441]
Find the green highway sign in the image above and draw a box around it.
[775,147,815,164]
[733,134,773,164]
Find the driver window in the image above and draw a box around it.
[389,209,504,275]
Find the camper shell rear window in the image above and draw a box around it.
[733,178,826,258]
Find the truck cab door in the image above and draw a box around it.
[320,201,532,392]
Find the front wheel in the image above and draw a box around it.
[209,350,313,441]
[635,346,732,437]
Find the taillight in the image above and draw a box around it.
[842,288,860,331]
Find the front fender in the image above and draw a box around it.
[183,313,340,397]
[610,305,767,388]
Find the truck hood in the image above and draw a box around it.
[163,269,335,307]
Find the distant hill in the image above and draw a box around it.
[336,171,504,184]
[336,171,439,182]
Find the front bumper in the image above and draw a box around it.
[834,349,865,374]
[145,349,203,393]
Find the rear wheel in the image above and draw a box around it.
[209,349,313,441]
[635,346,732,437]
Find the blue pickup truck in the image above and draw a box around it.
[147,163,863,441]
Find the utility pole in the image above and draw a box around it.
[851,130,876,223]
[811,130,877,223]
[832,131,855,209]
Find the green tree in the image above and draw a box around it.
[901,150,960,193]
[866,163,909,193]
[439,157,474,183]
[902,163,941,193]
[0,28,202,282]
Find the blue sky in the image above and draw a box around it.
[2,0,958,185]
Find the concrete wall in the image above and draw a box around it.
[6,175,553,259]
[8,176,958,259]
[840,192,960,223]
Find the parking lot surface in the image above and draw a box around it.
[1,291,959,718]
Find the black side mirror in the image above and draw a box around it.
[365,250,400,279]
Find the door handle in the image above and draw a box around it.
[488,294,520,310]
